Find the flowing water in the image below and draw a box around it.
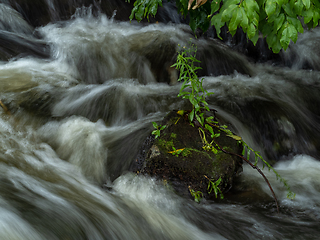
[1,3,320,240]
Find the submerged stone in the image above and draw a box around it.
[136,110,243,200]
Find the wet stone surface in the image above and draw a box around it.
[134,110,243,200]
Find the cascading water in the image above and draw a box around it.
[0,2,320,240]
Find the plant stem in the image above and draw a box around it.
[213,138,280,213]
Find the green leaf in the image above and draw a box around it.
[211,13,225,38]
[189,96,197,106]
[265,0,277,17]
[280,23,298,49]
[221,4,238,22]
[205,124,214,134]
[288,23,298,42]
[189,9,210,32]
[261,18,271,35]
[195,114,203,125]
[247,23,256,38]
[129,5,139,21]
[135,4,145,21]
[302,8,313,24]
[149,2,158,16]
[277,0,287,7]
[252,11,259,26]
[267,33,282,53]
[294,0,304,15]
[244,0,260,26]
[251,31,260,45]
[189,109,195,122]
[245,0,259,12]
[247,148,251,160]
[282,3,296,17]
[274,13,285,31]
[313,11,320,28]
[280,31,290,49]
[152,122,158,129]
[302,0,310,9]
[211,0,222,14]
[240,7,249,29]
[227,134,242,140]
[206,116,214,122]
[287,16,304,33]
[229,7,243,33]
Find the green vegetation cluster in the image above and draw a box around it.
[171,44,212,126]
[126,0,320,53]
[174,45,294,201]
[151,45,294,205]
[129,0,296,205]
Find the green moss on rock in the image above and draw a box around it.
[139,110,243,200]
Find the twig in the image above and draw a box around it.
[195,118,280,213]
[213,138,280,213]
[0,100,11,115]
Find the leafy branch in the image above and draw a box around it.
[127,0,320,53]
[188,187,203,202]
[126,0,163,21]
[214,123,295,200]
[205,175,224,199]
[172,46,294,211]
[171,44,213,126]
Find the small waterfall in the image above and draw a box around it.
[0,3,320,240]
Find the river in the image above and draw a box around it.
[0,2,320,240]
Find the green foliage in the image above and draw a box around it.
[199,127,220,153]
[170,133,177,138]
[189,187,203,202]
[171,44,213,126]
[171,45,294,200]
[127,0,320,53]
[188,177,224,202]
[206,176,224,199]
[216,123,295,199]
[152,122,166,139]
[126,0,162,21]
[158,139,174,150]
[169,146,186,156]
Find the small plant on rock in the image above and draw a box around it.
[171,44,213,126]
[172,45,294,211]
[189,187,203,203]
[206,176,224,199]
[152,122,166,139]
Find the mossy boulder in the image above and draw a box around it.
[137,110,243,200]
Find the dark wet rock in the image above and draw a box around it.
[0,0,285,67]
[17,87,58,116]
[0,0,134,27]
[0,0,180,27]
[135,111,243,200]
[127,29,253,84]
[0,4,50,61]
[196,38,253,77]
[128,31,178,84]
[0,3,34,35]
[1,85,63,117]
[0,30,50,61]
